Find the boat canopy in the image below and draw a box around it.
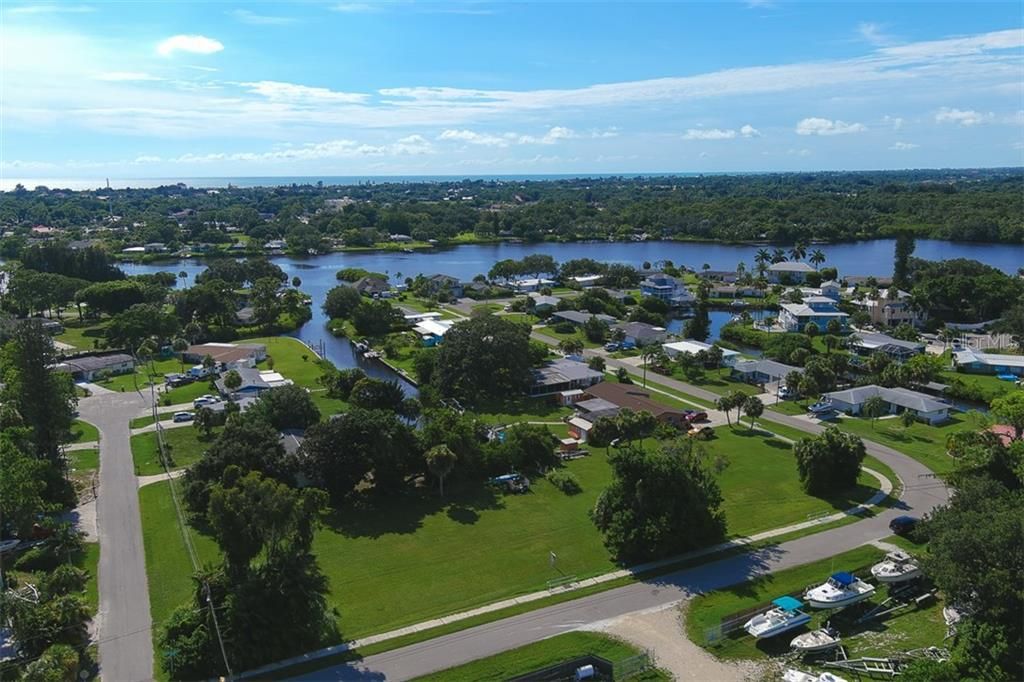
[830,572,856,586]
[772,596,804,611]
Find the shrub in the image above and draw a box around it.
[548,469,582,495]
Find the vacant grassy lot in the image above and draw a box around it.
[55,318,109,351]
[70,419,99,443]
[69,448,99,472]
[829,414,974,475]
[131,425,219,475]
[704,427,880,537]
[666,368,763,398]
[415,631,669,681]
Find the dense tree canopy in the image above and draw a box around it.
[793,426,866,496]
[431,315,533,403]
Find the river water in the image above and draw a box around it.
[120,238,1021,385]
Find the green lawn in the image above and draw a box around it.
[160,380,215,406]
[130,425,219,475]
[470,396,574,424]
[705,427,880,537]
[55,318,109,351]
[829,414,974,475]
[415,631,669,681]
[940,367,1017,401]
[768,399,810,416]
[666,367,764,398]
[248,336,329,389]
[70,419,99,443]
[538,325,603,349]
[500,312,540,325]
[471,302,504,315]
[685,543,946,665]
[75,542,101,614]
[69,448,99,472]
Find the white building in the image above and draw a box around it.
[823,385,951,425]
[571,275,603,288]
[662,339,741,367]
[778,296,849,332]
[767,261,816,284]
[511,278,556,293]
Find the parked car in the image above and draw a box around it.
[684,411,709,423]
[172,411,194,423]
[807,400,833,414]
[193,395,220,408]
[687,426,714,440]
[889,515,919,536]
[603,342,621,352]
[777,385,794,399]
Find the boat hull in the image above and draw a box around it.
[745,613,811,639]
[870,566,922,583]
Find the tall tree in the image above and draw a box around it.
[893,231,916,289]
[862,395,888,429]
[425,444,457,497]
[432,315,532,403]
[793,426,866,496]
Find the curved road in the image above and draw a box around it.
[78,389,155,682]
[297,350,950,681]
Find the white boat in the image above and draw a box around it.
[870,550,922,583]
[791,626,841,654]
[744,596,812,638]
[783,672,848,682]
[804,572,876,609]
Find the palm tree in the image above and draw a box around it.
[136,338,158,383]
[788,244,807,262]
[426,444,457,497]
[641,346,658,387]
[771,247,786,263]
[754,248,770,267]
[809,249,826,270]
[172,337,189,372]
[178,270,188,286]
[558,337,584,357]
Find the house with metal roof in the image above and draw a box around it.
[952,348,1024,377]
[822,384,951,424]
[550,310,617,327]
[663,339,741,367]
[850,332,925,362]
[767,261,816,283]
[612,322,667,347]
[529,358,604,396]
[53,353,135,382]
[731,358,803,385]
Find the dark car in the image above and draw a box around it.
[685,411,709,423]
[889,515,919,535]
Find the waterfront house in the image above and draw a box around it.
[612,322,667,347]
[184,342,267,369]
[850,332,925,363]
[822,385,951,425]
[353,276,392,298]
[696,270,739,283]
[952,348,1024,377]
[854,289,924,328]
[820,280,842,300]
[570,274,604,288]
[566,382,690,441]
[640,273,682,301]
[424,274,463,298]
[778,296,849,332]
[663,339,741,367]
[216,367,292,400]
[413,318,454,346]
[511,278,556,293]
[767,261,816,284]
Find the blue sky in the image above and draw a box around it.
[1,1,1022,180]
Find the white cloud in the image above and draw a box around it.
[157,35,224,57]
[228,9,298,25]
[882,115,904,130]
[438,129,509,147]
[787,148,812,157]
[858,22,896,46]
[934,107,992,126]
[94,71,163,82]
[683,128,737,140]
[241,80,368,104]
[889,142,919,150]
[740,124,761,138]
[330,3,379,13]
[795,117,867,136]
[6,4,94,15]
[591,128,620,138]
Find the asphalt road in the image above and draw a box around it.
[297,342,949,681]
[78,389,155,682]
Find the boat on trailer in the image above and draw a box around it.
[744,596,812,639]
[805,572,876,609]
[791,626,842,654]
[870,550,922,583]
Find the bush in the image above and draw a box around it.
[552,321,576,334]
[15,545,60,572]
[548,469,582,495]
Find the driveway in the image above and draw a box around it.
[77,389,155,682]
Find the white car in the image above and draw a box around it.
[172,411,194,423]
[192,395,220,408]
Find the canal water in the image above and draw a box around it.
[120,238,1020,385]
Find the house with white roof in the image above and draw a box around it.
[529,358,604,397]
[823,384,951,425]
[663,339,741,367]
[413,318,455,346]
[767,261,816,283]
[952,348,1024,377]
[778,296,849,332]
[850,332,925,363]
[570,274,603,288]
[854,289,924,328]
[511,278,556,293]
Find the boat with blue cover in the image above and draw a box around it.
[744,596,812,638]
[805,571,876,609]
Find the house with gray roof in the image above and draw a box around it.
[767,261,816,284]
[529,358,604,396]
[731,358,803,385]
[850,332,925,362]
[823,384,951,425]
[551,310,617,327]
[612,322,667,347]
[53,353,135,381]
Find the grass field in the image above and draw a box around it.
[941,367,1018,401]
[70,419,99,443]
[130,425,219,475]
[828,413,973,475]
[538,325,604,349]
[704,427,880,537]
[415,631,669,681]
[76,543,100,614]
[666,367,763,398]
[69,448,99,472]
[160,380,215,405]
[685,543,946,665]
[55,318,109,350]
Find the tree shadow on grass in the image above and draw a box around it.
[819,483,881,513]
[323,483,504,539]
